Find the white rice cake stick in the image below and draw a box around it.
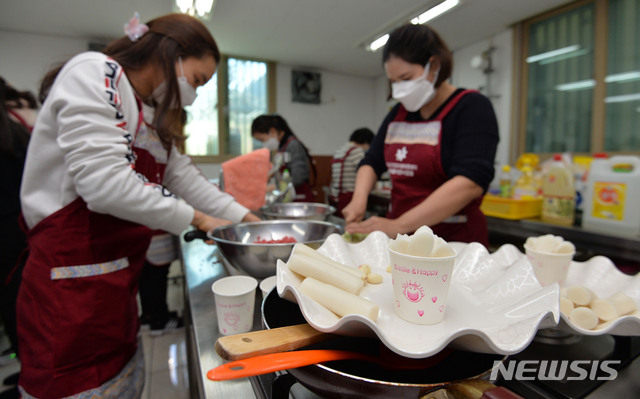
[406,227,434,257]
[299,277,379,321]
[391,234,411,253]
[288,253,364,294]
[291,244,362,279]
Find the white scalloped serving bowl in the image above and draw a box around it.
[558,256,640,336]
[276,232,560,358]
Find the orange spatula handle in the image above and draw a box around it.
[207,349,369,381]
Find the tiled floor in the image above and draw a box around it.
[0,261,189,398]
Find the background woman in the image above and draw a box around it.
[342,24,499,246]
[329,127,374,217]
[0,77,38,398]
[251,114,316,202]
[17,13,259,399]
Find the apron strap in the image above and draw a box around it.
[7,109,33,131]
[332,146,357,193]
[434,89,478,121]
[394,89,477,123]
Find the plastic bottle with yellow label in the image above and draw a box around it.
[499,165,513,198]
[582,155,640,236]
[541,154,575,226]
[513,165,539,199]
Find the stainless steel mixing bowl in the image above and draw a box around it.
[202,220,342,278]
[260,202,336,221]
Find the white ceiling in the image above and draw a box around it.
[0,0,573,78]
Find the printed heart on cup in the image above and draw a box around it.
[431,296,437,303]
[418,310,425,317]
[396,300,401,308]
[439,305,444,313]
[442,274,448,282]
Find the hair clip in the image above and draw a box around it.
[124,12,149,42]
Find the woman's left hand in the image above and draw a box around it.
[192,209,233,233]
[345,216,405,238]
[242,212,261,222]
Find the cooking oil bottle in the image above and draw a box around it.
[541,154,575,226]
[499,165,513,198]
[582,155,640,236]
[512,165,539,199]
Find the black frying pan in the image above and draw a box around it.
[261,289,524,399]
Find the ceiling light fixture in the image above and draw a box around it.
[176,0,215,19]
[368,34,390,52]
[365,0,462,52]
[410,0,460,25]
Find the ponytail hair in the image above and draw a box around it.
[39,13,220,150]
[1,76,33,157]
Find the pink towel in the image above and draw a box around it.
[222,148,272,211]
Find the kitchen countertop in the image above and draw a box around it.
[486,216,640,264]
[180,232,266,399]
[179,212,640,398]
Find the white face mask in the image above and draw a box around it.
[151,57,197,108]
[264,137,280,151]
[391,61,440,112]
[177,57,197,107]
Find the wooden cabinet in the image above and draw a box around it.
[311,155,333,204]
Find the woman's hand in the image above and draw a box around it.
[191,209,232,234]
[341,200,366,224]
[345,216,407,238]
[342,165,378,223]
[242,212,261,222]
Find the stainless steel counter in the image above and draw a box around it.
[486,216,640,265]
[180,233,264,399]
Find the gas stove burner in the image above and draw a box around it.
[534,327,581,345]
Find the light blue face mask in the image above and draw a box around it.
[264,137,279,151]
[151,57,197,108]
[177,57,197,107]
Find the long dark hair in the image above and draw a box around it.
[1,77,34,157]
[382,24,453,88]
[39,13,220,150]
[251,114,317,182]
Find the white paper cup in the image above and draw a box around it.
[524,245,574,287]
[389,246,457,325]
[211,275,258,335]
[259,275,277,298]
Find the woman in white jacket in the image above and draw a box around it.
[17,13,259,399]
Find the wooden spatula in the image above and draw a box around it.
[214,323,337,360]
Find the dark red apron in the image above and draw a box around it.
[17,102,167,398]
[279,136,314,202]
[384,90,488,246]
[329,146,357,218]
[8,109,34,132]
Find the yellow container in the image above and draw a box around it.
[582,155,640,236]
[480,195,542,220]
